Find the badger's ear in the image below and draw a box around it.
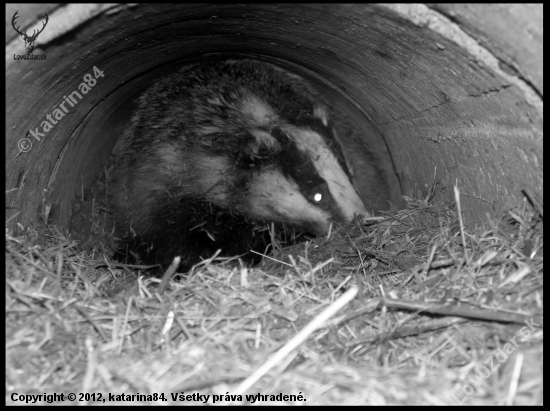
[313,105,329,127]
[239,129,282,161]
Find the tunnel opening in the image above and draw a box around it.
[5,3,542,277]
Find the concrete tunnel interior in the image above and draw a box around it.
[5,4,543,240]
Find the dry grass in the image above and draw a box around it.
[6,192,543,405]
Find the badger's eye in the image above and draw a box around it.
[313,193,323,203]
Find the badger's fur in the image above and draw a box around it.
[111,59,375,271]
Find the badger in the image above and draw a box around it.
[110,59,376,272]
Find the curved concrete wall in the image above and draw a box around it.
[6,4,543,230]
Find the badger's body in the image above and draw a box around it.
[111,59,383,271]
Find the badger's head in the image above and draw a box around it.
[189,99,370,235]
[137,59,370,238]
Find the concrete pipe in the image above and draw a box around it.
[6,4,543,233]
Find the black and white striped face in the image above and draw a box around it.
[245,113,369,233]
[195,92,370,235]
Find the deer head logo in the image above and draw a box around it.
[11,10,49,54]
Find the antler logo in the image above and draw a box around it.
[11,10,49,54]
